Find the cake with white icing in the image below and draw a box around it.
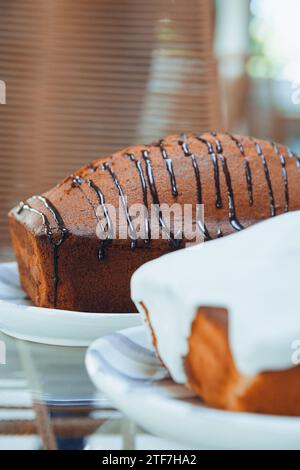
[131,211,300,415]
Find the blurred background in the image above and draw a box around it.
[1,0,300,450]
[0,0,300,260]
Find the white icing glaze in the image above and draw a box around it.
[131,211,300,381]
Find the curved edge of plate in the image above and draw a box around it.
[85,326,300,450]
[0,305,142,346]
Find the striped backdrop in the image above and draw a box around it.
[0,0,220,258]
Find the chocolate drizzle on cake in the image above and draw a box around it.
[158,141,178,197]
[178,135,211,241]
[243,160,254,207]
[87,163,97,172]
[272,142,289,213]
[72,175,113,259]
[14,132,300,316]
[197,135,222,209]
[28,195,68,238]
[142,150,181,249]
[228,134,254,207]
[209,133,244,232]
[228,133,245,155]
[124,153,150,245]
[17,195,68,307]
[253,140,276,217]
[287,147,300,171]
[102,163,137,249]
[219,154,244,231]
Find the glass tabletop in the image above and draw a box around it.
[0,330,189,450]
[2,332,104,406]
[0,252,191,450]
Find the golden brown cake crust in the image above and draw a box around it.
[185,308,300,416]
[142,304,300,416]
[8,132,300,312]
[185,309,300,416]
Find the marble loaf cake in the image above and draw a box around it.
[8,132,300,312]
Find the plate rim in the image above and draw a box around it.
[0,298,139,318]
[86,325,300,449]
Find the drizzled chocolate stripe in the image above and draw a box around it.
[228,134,254,206]
[197,136,222,209]
[287,147,300,171]
[124,153,150,245]
[88,179,114,256]
[17,202,52,235]
[87,163,97,172]
[228,133,245,155]
[142,150,181,249]
[243,160,254,207]
[219,154,244,231]
[211,131,222,153]
[103,163,137,249]
[158,141,178,197]
[253,141,276,217]
[209,134,244,231]
[28,195,68,242]
[178,135,211,241]
[17,197,69,307]
[72,175,113,259]
[272,142,289,213]
[179,135,190,157]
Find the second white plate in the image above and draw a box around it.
[0,262,141,346]
[86,326,300,450]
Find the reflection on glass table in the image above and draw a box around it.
[0,331,194,450]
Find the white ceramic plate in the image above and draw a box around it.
[0,262,141,346]
[86,325,300,450]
